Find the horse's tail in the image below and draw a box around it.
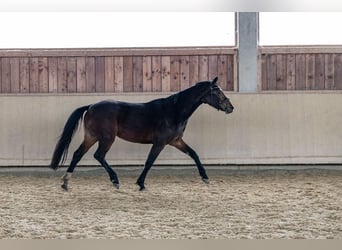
[49,105,91,170]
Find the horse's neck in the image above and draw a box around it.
[176,86,203,121]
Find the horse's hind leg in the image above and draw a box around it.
[93,139,119,189]
[61,136,96,191]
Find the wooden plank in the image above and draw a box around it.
[114,57,124,92]
[314,54,325,90]
[286,54,296,90]
[189,56,199,86]
[57,57,67,93]
[257,53,262,91]
[208,55,218,80]
[224,55,234,91]
[143,56,152,92]
[85,57,96,92]
[0,47,237,57]
[76,57,86,93]
[266,54,277,90]
[19,58,30,93]
[29,57,39,93]
[170,56,180,92]
[305,54,315,90]
[334,54,342,90]
[10,58,20,93]
[1,58,10,93]
[161,56,171,92]
[104,57,114,92]
[133,56,143,92]
[48,58,58,93]
[123,56,133,92]
[95,57,105,92]
[259,54,267,91]
[276,54,286,90]
[180,56,190,90]
[66,57,77,93]
[217,55,228,90]
[259,46,342,55]
[295,54,306,90]
[233,54,238,91]
[227,55,235,91]
[152,56,162,92]
[38,57,48,93]
[198,56,208,81]
[325,54,334,90]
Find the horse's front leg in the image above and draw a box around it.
[170,139,209,184]
[136,144,165,191]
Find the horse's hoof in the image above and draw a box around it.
[202,178,210,184]
[136,182,146,191]
[113,183,120,189]
[61,183,68,191]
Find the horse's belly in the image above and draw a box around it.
[117,128,153,144]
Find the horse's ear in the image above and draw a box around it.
[212,77,218,85]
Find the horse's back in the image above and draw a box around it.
[84,99,165,143]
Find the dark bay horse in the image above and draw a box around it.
[50,77,234,191]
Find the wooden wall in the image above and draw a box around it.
[259,46,342,91]
[5,46,342,93]
[0,47,237,93]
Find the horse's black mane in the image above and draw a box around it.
[165,80,212,104]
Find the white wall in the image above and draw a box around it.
[1,92,342,166]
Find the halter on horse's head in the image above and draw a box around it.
[201,77,234,114]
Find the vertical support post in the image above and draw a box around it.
[237,12,259,92]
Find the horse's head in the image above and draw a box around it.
[201,77,234,114]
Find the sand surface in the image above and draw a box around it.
[0,167,341,239]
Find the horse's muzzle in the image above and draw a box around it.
[225,106,234,114]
